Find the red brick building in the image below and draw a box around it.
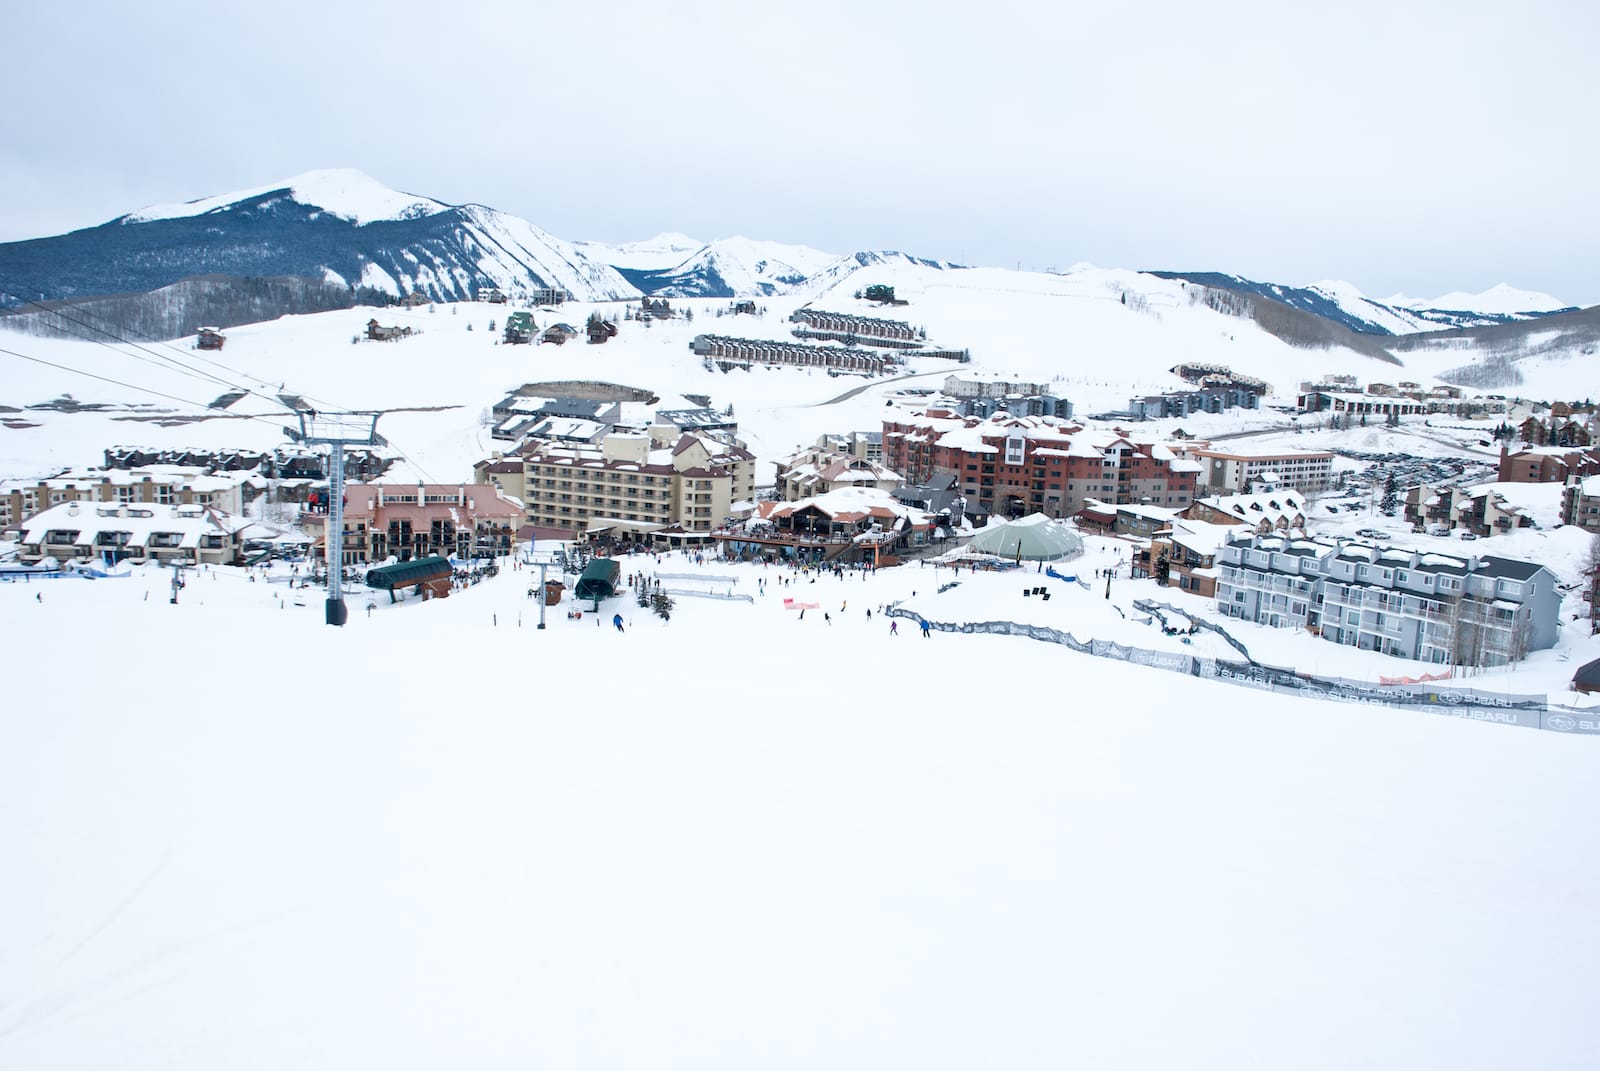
[881,410,1198,520]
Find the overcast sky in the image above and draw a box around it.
[4,1,1595,305]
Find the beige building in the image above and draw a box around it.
[774,445,902,501]
[17,500,250,566]
[1406,483,1535,537]
[477,429,756,544]
[1190,448,1335,495]
[300,482,525,565]
[1,466,262,533]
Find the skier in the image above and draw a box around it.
[920,618,931,638]
[890,620,898,636]
[613,613,624,632]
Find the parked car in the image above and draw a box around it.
[1459,531,1479,540]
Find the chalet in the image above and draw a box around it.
[639,297,673,320]
[366,319,413,342]
[715,486,931,567]
[586,317,618,344]
[401,292,431,308]
[542,323,580,345]
[195,326,226,350]
[503,311,536,345]
[733,300,757,315]
[478,286,508,304]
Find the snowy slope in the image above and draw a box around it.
[450,205,640,302]
[0,260,1413,484]
[1,551,1598,1071]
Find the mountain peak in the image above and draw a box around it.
[124,169,450,227]
[1386,283,1569,315]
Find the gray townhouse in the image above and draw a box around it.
[1215,534,1558,668]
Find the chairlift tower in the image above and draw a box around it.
[285,410,384,626]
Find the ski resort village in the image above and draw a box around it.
[2,172,1598,1070]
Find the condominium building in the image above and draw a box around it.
[477,429,756,543]
[300,483,524,565]
[881,411,1198,520]
[1215,534,1558,667]
[1,466,263,532]
[1561,474,1600,533]
[17,500,250,567]
[1190,448,1335,495]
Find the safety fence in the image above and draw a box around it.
[663,589,753,603]
[883,605,1598,734]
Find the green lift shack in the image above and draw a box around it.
[366,555,453,602]
[573,558,621,603]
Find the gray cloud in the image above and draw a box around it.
[3,0,1595,304]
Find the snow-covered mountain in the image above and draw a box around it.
[1386,283,1571,317]
[0,168,1587,387]
[124,168,453,227]
[605,236,841,298]
[572,233,706,272]
[1150,271,1578,335]
[0,169,641,316]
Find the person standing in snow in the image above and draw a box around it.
[920,618,931,638]
[890,620,898,636]
[613,613,625,632]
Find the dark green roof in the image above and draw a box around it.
[365,555,452,590]
[573,558,621,600]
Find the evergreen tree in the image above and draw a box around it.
[1380,473,1399,517]
[1153,552,1171,585]
[651,590,674,622]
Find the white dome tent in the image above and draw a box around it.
[962,513,1085,562]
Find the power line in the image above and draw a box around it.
[0,282,295,413]
[0,286,441,482]
[0,345,286,427]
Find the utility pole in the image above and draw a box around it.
[285,410,384,627]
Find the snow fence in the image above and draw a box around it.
[883,606,1593,735]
